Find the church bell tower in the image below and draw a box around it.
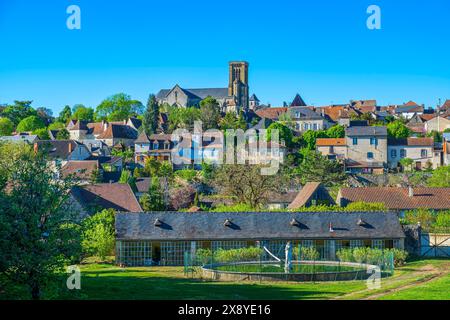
[228,61,249,111]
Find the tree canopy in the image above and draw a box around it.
[387,120,411,139]
[0,117,14,136]
[0,143,81,299]
[143,94,159,135]
[72,105,95,122]
[199,96,221,130]
[95,93,143,121]
[428,165,450,187]
[16,115,46,133]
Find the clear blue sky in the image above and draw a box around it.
[1,0,449,115]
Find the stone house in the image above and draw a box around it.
[344,126,388,174]
[289,107,334,132]
[316,138,347,160]
[424,116,450,133]
[387,137,435,170]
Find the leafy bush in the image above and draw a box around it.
[195,248,213,265]
[346,201,387,212]
[336,248,354,262]
[352,247,369,263]
[175,169,198,182]
[403,209,436,231]
[81,209,115,260]
[298,247,320,261]
[435,212,450,230]
[212,203,255,212]
[336,247,408,267]
[214,247,263,263]
[385,248,408,267]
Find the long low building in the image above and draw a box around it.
[115,211,405,266]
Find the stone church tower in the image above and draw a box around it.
[228,61,249,111]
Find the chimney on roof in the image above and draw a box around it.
[408,186,414,197]
[33,143,38,154]
[68,142,73,154]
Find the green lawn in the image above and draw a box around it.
[64,258,449,300]
[379,273,450,300]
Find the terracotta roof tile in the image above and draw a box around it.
[255,107,288,120]
[316,138,346,146]
[71,183,143,212]
[340,187,450,210]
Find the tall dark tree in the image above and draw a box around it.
[2,100,37,126]
[58,105,72,124]
[294,149,346,186]
[143,94,160,135]
[200,96,221,130]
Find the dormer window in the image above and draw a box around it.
[153,142,159,150]
[154,218,162,227]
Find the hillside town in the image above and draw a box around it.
[1,62,449,300]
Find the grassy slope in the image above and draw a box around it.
[71,259,449,300]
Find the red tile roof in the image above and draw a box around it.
[255,107,288,120]
[61,160,99,180]
[71,183,143,212]
[316,138,346,146]
[340,187,450,210]
[388,137,434,146]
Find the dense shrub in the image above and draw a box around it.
[297,247,320,261]
[214,247,263,263]
[175,169,198,182]
[336,247,408,267]
[81,209,115,260]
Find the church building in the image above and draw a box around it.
[156,61,252,114]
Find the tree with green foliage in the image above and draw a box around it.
[1,100,37,126]
[143,94,160,135]
[399,158,414,171]
[72,105,95,122]
[427,165,450,187]
[0,117,14,136]
[266,122,293,147]
[36,107,53,126]
[199,96,221,130]
[95,93,143,121]
[140,177,165,211]
[81,209,115,260]
[294,149,346,186]
[220,112,239,130]
[387,120,411,139]
[426,130,443,143]
[326,125,345,138]
[48,121,66,130]
[167,105,201,131]
[57,105,72,124]
[0,143,81,299]
[213,164,285,208]
[32,128,50,140]
[301,130,324,150]
[56,129,70,140]
[236,111,247,130]
[16,115,46,133]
